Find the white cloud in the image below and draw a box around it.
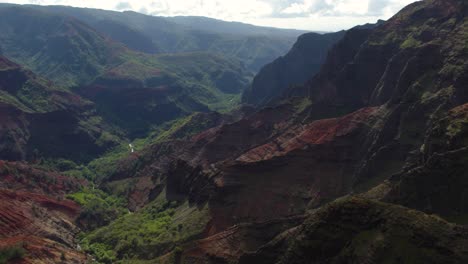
[115,2,132,11]
[0,0,419,31]
[279,0,416,17]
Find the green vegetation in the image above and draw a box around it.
[81,191,210,263]
[68,188,125,209]
[69,112,220,182]
[293,97,312,114]
[0,56,123,164]
[77,50,250,138]
[142,112,220,144]
[0,244,26,264]
[400,35,422,49]
[40,158,79,172]
[68,188,127,230]
[0,65,72,113]
[81,144,131,182]
[444,106,468,141]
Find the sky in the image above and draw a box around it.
[0,0,419,31]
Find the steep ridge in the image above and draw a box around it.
[242,31,345,107]
[279,0,468,192]
[0,161,87,263]
[80,0,468,263]
[243,21,387,108]
[0,56,119,163]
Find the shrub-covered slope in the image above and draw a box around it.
[79,51,251,137]
[0,55,120,162]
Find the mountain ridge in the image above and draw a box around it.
[0,3,310,72]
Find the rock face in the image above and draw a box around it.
[379,103,468,221]
[242,31,345,107]
[0,161,87,263]
[91,0,468,262]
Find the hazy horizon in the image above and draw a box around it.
[0,0,418,31]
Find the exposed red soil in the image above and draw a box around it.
[0,161,87,263]
[0,161,85,196]
[0,189,86,263]
[188,104,295,167]
[449,103,468,116]
[196,107,381,235]
[0,189,79,236]
[0,235,86,264]
[238,107,378,163]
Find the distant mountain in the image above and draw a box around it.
[0,4,309,72]
[0,5,122,87]
[0,5,252,138]
[164,16,309,37]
